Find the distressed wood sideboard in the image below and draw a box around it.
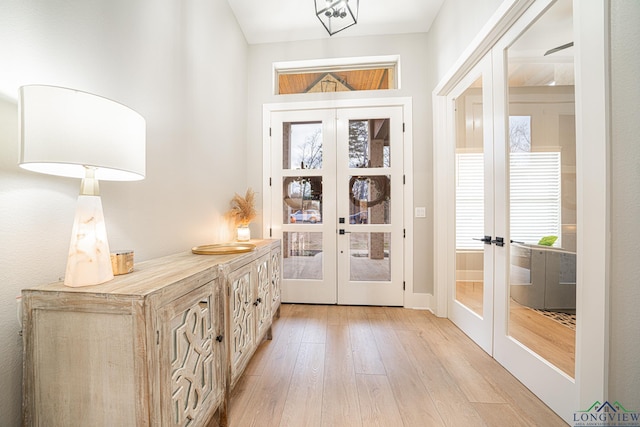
[22,239,281,427]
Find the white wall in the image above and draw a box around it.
[0,1,248,424]
[609,0,640,409]
[426,0,505,82]
[245,33,432,294]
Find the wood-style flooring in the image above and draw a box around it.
[227,304,567,426]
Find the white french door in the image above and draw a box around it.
[336,107,404,306]
[270,109,337,304]
[491,0,576,418]
[269,105,405,306]
[449,56,495,355]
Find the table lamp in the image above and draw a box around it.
[18,85,146,287]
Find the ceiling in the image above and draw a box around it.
[226,0,445,45]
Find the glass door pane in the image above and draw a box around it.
[347,173,392,283]
[282,176,324,280]
[455,75,485,317]
[506,0,576,379]
[349,232,391,282]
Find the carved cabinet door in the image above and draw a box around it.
[228,262,255,384]
[270,246,282,315]
[255,254,272,341]
[157,279,225,427]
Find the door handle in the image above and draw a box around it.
[491,237,505,247]
[473,235,492,244]
[339,229,351,235]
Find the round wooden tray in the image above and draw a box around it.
[191,242,256,255]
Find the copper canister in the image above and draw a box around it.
[110,250,134,275]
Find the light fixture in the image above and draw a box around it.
[19,85,146,287]
[315,0,359,36]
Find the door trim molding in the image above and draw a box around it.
[262,97,418,308]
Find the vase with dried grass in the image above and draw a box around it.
[226,188,257,242]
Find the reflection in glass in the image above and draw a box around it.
[282,232,323,280]
[283,177,323,224]
[454,75,485,317]
[507,0,576,378]
[349,119,390,168]
[348,175,390,224]
[283,122,323,170]
[349,232,390,281]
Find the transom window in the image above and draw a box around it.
[274,56,399,95]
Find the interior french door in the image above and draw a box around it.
[491,0,576,418]
[449,56,495,354]
[269,106,404,306]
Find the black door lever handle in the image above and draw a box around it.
[491,237,505,247]
[473,235,492,244]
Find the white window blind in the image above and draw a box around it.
[455,151,561,250]
[510,152,561,246]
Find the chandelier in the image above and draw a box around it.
[314,0,359,36]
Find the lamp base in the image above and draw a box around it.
[64,195,114,287]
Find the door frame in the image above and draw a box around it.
[262,97,420,308]
[433,0,609,423]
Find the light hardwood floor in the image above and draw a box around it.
[226,304,567,426]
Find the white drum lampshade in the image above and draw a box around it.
[19,85,146,287]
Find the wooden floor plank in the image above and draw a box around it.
[326,304,350,326]
[414,316,505,404]
[355,374,404,427]
[321,324,362,427]
[243,304,299,376]
[279,343,325,427]
[233,307,303,427]
[348,313,386,375]
[228,374,260,422]
[243,335,279,377]
[396,329,488,427]
[233,341,300,427]
[368,314,445,426]
[301,304,328,344]
[382,306,424,331]
[472,402,530,427]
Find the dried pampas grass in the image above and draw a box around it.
[226,188,257,226]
